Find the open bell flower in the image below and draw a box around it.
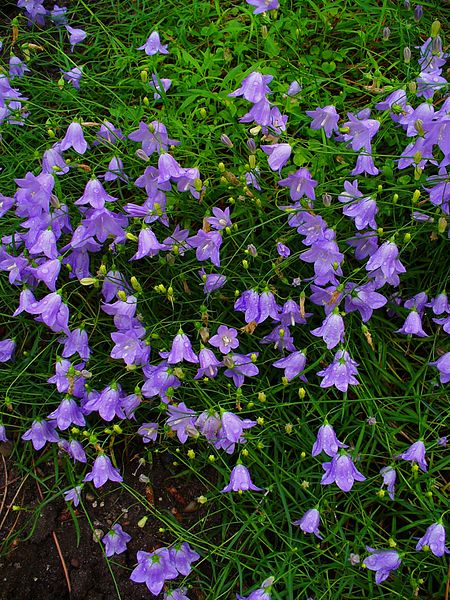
[83,454,123,488]
[416,522,449,557]
[395,440,427,472]
[293,508,323,539]
[321,452,366,492]
[138,31,169,55]
[363,548,401,584]
[221,464,262,493]
[102,524,132,557]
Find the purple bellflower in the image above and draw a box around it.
[317,349,360,392]
[84,454,123,488]
[209,325,239,354]
[163,330,198,364]
[0,425,8,443]
[194,348,222,379]
[22,419,59,450]
[102,524,132,557]
[293,508,323,539]
[311,310,345,349]
[9,56,30,79]
[363,548,401,585]
[261,143,292,172]
[321,452,366,492]
[187,229,222,267]
[312,424,348,457]
[221,464,262,493]
[380,466,396,500]
[65,25,87,52]
[128,121,180,156]
[198,270,227,294]
[236,577,274,600]
[278,168,317,202]
[63,67,83,89]
[272,350,307,381]
[47,397,85,430]
[416,522,449,557]
[130,548,178,595]
[246,0,279,13]
[64,485,83,507]
[207,207,232,230]
[396,440,427,472]
[229,71,273,103]
[0,339,16,362]
[396,310,428,337]
[138,32,169,55]
[306,105,340,138]
[60,122,88,154]
[223,353,259,388]
[166,403,198,443]
[164,589,190,600]
[429,352,450,384]
[169,542,200,576]
[138,422,159,443]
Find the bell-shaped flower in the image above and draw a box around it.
[137,31,169,55]
[293,508,323,539]
[312,424,348,457]
[362,548,401,585]
[395,440,427,472]
[416,522,449,557]
[84,454,123,488]
[320,452,366,492]
[221,464,262,493]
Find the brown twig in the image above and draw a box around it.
[33,463,72,596]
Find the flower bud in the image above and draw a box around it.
[247,138,256,153]
[80,277,98,286]
[246,244,258,257]
[261,25,268,39]
[113,424,122,434]
[404,232,411,242]
[409,81,417,94]
[126,232,138,241]
[256,417,264,425]
[412,189,421,203]
[135,149,150,161]
[298,388,306,399]
[218,162,225,173]
[413,4,423,21]
[140,70,148,83]
[199,107,207,118]
[118,290,127,301]
[187,449,195,459]
[438,217,447,234]
[322,193,332,207]
[383,27,391,40]
[197,495,207,504]
[431,20,441,37]
[404,0,410,8]
[130,276,142,293]
[249,154,256,169]
[258,392,266,402]
[432,35,442,54]
[403,47,411,64]
[220,133,233,148]
[143,97,150,106]
[393,194,399,203]
[137,516,148,528]
[242,259,249,270]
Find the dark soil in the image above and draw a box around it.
[0,449,213,600]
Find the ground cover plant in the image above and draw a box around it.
[0,0,449,598]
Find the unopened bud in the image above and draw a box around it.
[140,70,148,83]
[143,96,150,106]
[438,217,447,234]
[298,388,306,399]
[412,189,421,203]
[404,0,410,8]
[117,290,127,301]
[393,194,399,203]
[80,277,97,286]
[137,516,148,528]
[409,81,417,94]
[130,276,142,292]
[113,424,122,434]
[383,27,390,40]
[197,495,207,504]
[126,232,138,241]
[404,232,411,242]
[403,47,411,64]
[322,193,332,207]
[247,138,256,153]
[135,148,149,161]
[199,107,207,118]
[261,25,268,39]
[218,162,225,172]
[258,392,266,402]
[432,35,442,54]
[242,259,249,269]
[413,4,423,22]
[431,20,441,37]
[220,133,233,148]
[249,154,256,169]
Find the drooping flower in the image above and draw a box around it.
[22,419,59,450]
[163,330,198,364]
[416,522,449,557]
[320,452,366,492]
[221,464,262,493]
[166,403,198,443]
[429,352,450,384]
[75,178,117,209]
[65,25,87,52]
[47,397,86,430]
[102,524,132,557]
[164,589,190,600]
[311,310,345,350]
[272,351,307,381]
[63,67,83,89]
[293,508,323,539]
[363,548,402,584]
[236,577,274,600]
[395,440,427,472]
[83,454,123,488]
[223,353,259,388]
[261,143,292,172]
[317,349,360,392]
[312,424,348,457]
[0,425,8,443]
[194,348,222,380]
[63,485,83,507]
[138,423,159,443]
[0,339,16,362]
[380,466,396,500]
[396,310,429,337]
[138,32,169,55]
